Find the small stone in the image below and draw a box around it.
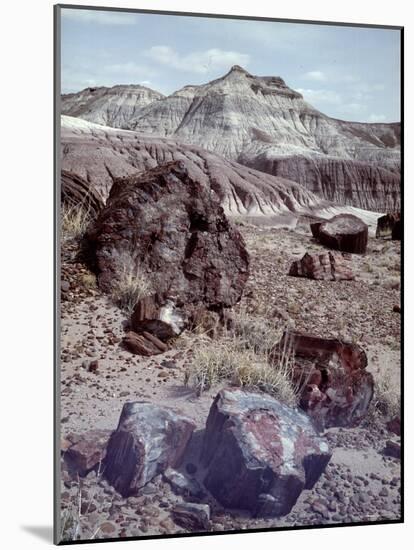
[311,501,328,515]
[172,502,210,531]
[100,521,117,535]
[88,360,99,373]
[61,280,70,293]
[163,467,204,498]
[379,487,389,497]
[384,441,401,459]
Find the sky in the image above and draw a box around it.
[60,7,401,123]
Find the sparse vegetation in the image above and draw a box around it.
[111,254,153,313]
[80,272,97,289]
[382,277,400,291]
[182,309,299,406]
[61,204,91,241]
[231,307,285,355]
[60,465,106,542]
[371,370,400,420]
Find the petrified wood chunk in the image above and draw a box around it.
[122,331,167,356]
[131,294,186,342]
[85,161,249,308]
[277,331,374,428]
[289,251,354,281]
[376,212,400,239]
[201,389,331,517]
[313,214,368,254]
[104,402,195,497]
[63,429,111,476]
[392,219,401,240]
[310,221,323,239]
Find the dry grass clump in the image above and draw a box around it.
[80,272,97,289]
[61,204,91,241]
[363,368,400,428]
[183,310,298,406]
[111,254,153,313]
[231,308,285,355]
[371,370,400,419]
[382,276,400,291]
[60,465,106,542]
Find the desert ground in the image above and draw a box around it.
[59,217,401,541]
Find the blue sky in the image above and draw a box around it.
[60,7,401,123]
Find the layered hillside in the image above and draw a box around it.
[61,115,328,217]
[61,85,164,129]
[63,66,400,212]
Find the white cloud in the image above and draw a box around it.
[303,70,326,82]
[296,88,342,105]
[143,46,250,74]
[368,114,387,122]
[62,9,139,25]
[104,62,154,78]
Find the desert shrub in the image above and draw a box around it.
[61,204,91,241]
[111,254,153,313]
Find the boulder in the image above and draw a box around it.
[86,161,249,309]
[122,331,167,356]
[104,402,195,496]
[201,389,331,517]
[131,294,186,342]
[276,331,374,428]
[289,251,354,281]
[63,429,111,476]
[312,214,368,254]
[376,212,400,239]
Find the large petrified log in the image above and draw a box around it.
[201,389,331,517]
[61,169,104,218]
[85,161,249,309]
[276,331,374,428]
[311,214,368,254]
[104,402,195,497]
[289,251,354,281]
[376,212,400,239]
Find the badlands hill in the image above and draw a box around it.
[62,66,401,212]
[61,115,329,218]
[61,84,164,129]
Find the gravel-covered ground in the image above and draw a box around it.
[59,222,401,542]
